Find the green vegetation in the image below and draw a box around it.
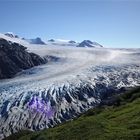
[4,87,140,140]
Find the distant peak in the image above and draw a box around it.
[77,40,103,48]
[4,32,19,38]
[48,39,77,44]
[68,40,76,44]
[27,37,46,45]
[48,39,55,42]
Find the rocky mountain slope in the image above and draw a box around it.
[0,38,46,78]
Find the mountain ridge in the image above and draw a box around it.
[3,32,103,47]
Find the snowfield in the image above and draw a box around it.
[0,34,140,139]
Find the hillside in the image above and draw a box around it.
[0,38,46,78]
[4,87,140,140]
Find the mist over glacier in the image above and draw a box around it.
[0,34,140,139]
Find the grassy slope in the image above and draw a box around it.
[4,88,140,140]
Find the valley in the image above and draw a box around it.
[0,34,140,139]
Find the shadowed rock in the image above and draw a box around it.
[0,38,46,79]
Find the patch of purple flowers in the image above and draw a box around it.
[28,96,55,118]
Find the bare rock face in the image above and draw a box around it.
[0,38,46,79]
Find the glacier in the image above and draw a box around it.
[0,34,140,139]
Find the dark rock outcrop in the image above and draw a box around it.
[0,38,46,79]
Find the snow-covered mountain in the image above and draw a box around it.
[4,32,19,38]
[4,33,46,45]
[23,37,46,45]
[47,39,78,47]
[47,39,102,48]
[77,40,103,48]
[0,33,140,139]
[0,33,30,46]
[2,33,103,48]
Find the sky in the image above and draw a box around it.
[0,0,140,48]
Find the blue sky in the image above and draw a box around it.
[0,0,140,48]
